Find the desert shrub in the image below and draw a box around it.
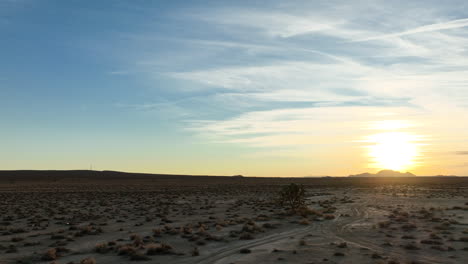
[279,183,306,211]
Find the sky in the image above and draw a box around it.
[1,0,468,176]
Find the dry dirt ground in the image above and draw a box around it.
[1,175,468,264]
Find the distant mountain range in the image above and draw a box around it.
[0,170,461,179]
[348,170,416,177]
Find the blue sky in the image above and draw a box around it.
[1,0,468,176]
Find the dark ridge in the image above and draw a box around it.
[0,170,229,180]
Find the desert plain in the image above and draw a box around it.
[1,171,468,264]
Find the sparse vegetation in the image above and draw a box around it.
[1,174,467,263]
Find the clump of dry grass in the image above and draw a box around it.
[6,244,18,253]
[181,224,193,234]
[297,207,322,218]
[337,242,347,248]
[402,243,420,250]
[95,242,109,253]
[378,221,391,228]
[324,214,335,220]
[118,245,137,256]
[239,232,254,240]
[152,228,161,237]
[41,248,57,261]
[242,221,263,233]
[80,257,96,264]
[146,242,173,255]
[420,239,443,245]
[11,237,24,242]
[130,234,143,246]
[130,252,151,261]
[401,223,417,231]
[240,248,251,254]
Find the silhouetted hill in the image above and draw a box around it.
[349,170,416,177]
[0,170,226,180]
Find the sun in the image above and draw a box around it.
[365,131,420,171]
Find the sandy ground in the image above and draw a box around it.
[1,177,467,264]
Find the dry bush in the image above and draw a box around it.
[279,184,306,211]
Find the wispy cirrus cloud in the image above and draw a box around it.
[107,1,468,174]
[195,10,346,38]
[351,18,468,42]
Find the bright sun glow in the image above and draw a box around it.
[367,132,419,171]
[364,120,423,171]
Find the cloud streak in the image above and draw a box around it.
[351,18,468,42]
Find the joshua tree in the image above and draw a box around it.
[279,183,306,211]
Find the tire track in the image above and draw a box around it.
[333,205,445,264]
[191,224,318,264]
[190,206,362,264]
